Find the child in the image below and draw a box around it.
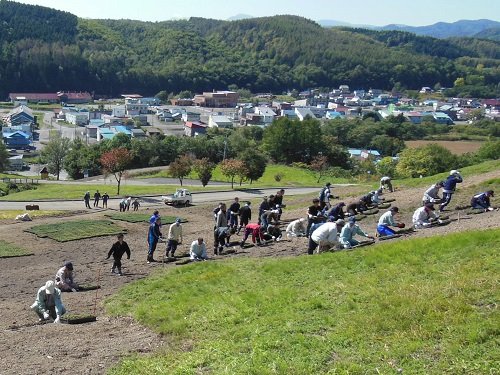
[107,233,131,275]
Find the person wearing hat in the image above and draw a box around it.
[339,217,375,249]
[84,191,91,209]
[377,207,404,237]
[422,181,445,206]
[55,262,79,292]
[412,204,440,229]
[237,201,252,235]
[30,280,66,323]
[470,190,495,212]
[166,218,183,258]
[319,182,333,210]
[286,218,307,238]
[440,170,463,212]
[308,218,345,254]
[107,233,131,276]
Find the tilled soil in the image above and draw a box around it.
[0,170,498,374]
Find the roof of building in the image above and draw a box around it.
[3,130,30,139]
[57,91,92,100]
[8,105,33,117]
[184,121,207,128]
[113,126,132,135]
[210,115,232,124]
[9,93,59,101]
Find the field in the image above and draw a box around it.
[0,240,33,258]
[0,163,498,374]
[405,140,484,155]
[25,219,125,242]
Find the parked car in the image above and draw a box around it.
[162,189,192,206]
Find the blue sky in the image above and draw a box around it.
[15,0,500,26]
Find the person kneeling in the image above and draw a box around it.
[308,219,345,254]
[30,280,66,323]
[190,238,208,261]
[412,204,439,229]
[339,217,374,249]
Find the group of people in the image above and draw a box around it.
[30,261,78,323]
[84,190,110,209]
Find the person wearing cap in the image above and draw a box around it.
[286,218,307,238]
[237,201,252,235]
[102,192,109,208]
[380,176,393,192]
[339,217,374,249]
[228,197,241,230]
[412,204,440,229]
[30,280,66,323]
[190,238,208,261]
[470,190,495,212]
[377,207,404,237]
[55,262,79,292]
[166,218,183,258]
[327,202,346,222]
[308,218,345,254]
[84,191,91,209]
[422,181,445,206]
[319,182,332,210]
[107,233,131,275]
[147,217,162,263]
[439,170,463,212]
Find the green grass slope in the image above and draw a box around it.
[106,229,499,374]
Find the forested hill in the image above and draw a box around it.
[0,1,499,98]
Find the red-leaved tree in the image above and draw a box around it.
[100,148,133,195]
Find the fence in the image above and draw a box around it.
[2,178,39,185]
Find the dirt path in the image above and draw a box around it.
[0,172,498,374]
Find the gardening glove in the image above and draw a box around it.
[43,311,50,320]
[54,315,61,324]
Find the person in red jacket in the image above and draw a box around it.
[240,223,265,247]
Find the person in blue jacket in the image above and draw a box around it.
[470,190,494,211]
[147,217,162,263]
[439,170,463,212]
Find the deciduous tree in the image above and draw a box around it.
[40,135,70,180]
[100,148,133,195]
[169,155,193,186]
[193,158,215,187]
[220,159,246,189]
[0,142,9,172]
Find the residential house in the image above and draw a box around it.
[280,109,298,119]
[404,111,424,124]
[182,111,201,123]
[170,98,194,106]
[339,85,350,94]
[255,107,277,125]
[125,98,148,115]
[348,148,381,160]
[97,128,115,141]
[194,91,239,108]
[432,112,454,125]
[326,111,345,120]
[131,128,146,138]
[146,128,162,137]
[8,155,24,171]
[5,105,34,126]
[208,115,233,128]
[295,107,316,121]
[65,109,89,126]
[2,131,31,149]
[112,106,126,118]
[242,113,264,126]
[184,121,207,137]
[139,97,161,106]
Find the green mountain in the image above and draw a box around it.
[0,1,499,98]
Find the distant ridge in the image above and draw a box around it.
[227,14,254,21]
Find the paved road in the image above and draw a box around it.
[0,187,320,211]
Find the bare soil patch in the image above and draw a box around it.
[0,170,498,374]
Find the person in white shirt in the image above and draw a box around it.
[308,219,345,254]
[412,204,439,229]
[166,218,183,258]
[190,238,208,261]
[339,217,374,249]
[422,181,444,205]
[286,218,307,238]
[377,207,404,237]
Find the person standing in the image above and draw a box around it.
[339,217,374,249]
[166,218,183,258]
[258,196,270,224]
[107,233,131,275]
[84,191,91,209]
[190,238,208,261]
[132,198,140,211]
[147,217,162,263]
[55,262,79,292]
[439,170,463,212]
[228,197,240,230]
[237,202,252,234]
[125,196,132,211]
[214,203,228,255]
[319,182,332,210]
[30,280,66,323]
[274,189,286,220]
[102,192,109,208]
[307,198,324,237]
[93,190,101,207]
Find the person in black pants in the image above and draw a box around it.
[93,190,101,207]
[237,202,252,234]
[306,198,324,237]
[107,233,131,276]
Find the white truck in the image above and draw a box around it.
[162,188,193,206]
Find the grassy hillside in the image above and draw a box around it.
[106,229,499,374]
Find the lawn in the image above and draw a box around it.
[139,164,351,187]
[106,229,500,374]
[25,220,125,242]
[0,240,33,258]
[105,213,186,224]
[0,210,66,220]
